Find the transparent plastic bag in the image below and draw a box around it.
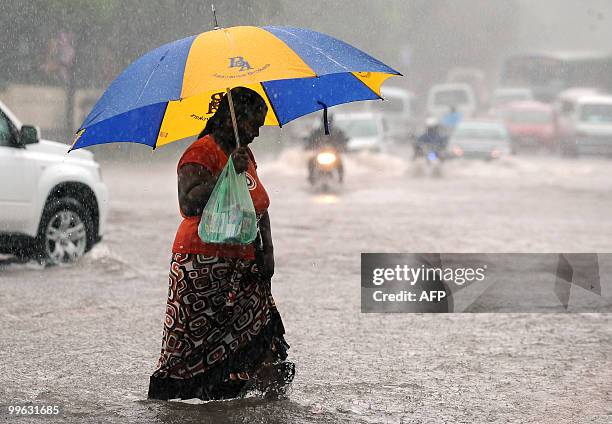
[198,157,257,244]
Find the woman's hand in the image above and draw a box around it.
[261,249,275,279]
[257,211,275,280]
[231,147,249,174]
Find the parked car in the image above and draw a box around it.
[555,87,600,115]
[364,86,416,143]
[0,99,108,264]
[558,95,612,156]
[333,112,388,152]
[498,101,558,152]
[427,83,477,119]
[448,120,511,160]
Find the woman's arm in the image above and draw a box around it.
[259,211,274,253]
[178,149,250,216]
[258,210,275,278]
[177,164,217,216]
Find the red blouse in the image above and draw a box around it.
[172,135,270,259]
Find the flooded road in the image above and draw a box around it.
[2,148,612,423]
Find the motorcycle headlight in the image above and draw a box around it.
[316,152,337,165]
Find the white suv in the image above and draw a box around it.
[558,95,612,156]
[427,83,477,119]
[0,100,108,264]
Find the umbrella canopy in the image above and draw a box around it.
[71,26,401,151]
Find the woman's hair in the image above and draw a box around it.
[199,87,267,138]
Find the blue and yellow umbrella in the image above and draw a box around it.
[71,26,401,151]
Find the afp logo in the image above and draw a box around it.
[229,56,252,72]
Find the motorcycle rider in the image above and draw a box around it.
[441,105,463,135]
[413,117,448,160]
[304,114,348,183]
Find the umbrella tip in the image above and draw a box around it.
[67,128,85,153]
[211,4,220,30]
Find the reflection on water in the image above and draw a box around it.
[143,396,335,424]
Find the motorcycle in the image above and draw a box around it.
[412,141,446,178]
[308,146,343,192]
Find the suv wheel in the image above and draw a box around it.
[37,197,93,265]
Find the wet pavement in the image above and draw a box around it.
[1,148,612,423]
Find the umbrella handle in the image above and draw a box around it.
[317,101,330,135]
[226,87,241,149]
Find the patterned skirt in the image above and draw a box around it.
[147,253,295,401]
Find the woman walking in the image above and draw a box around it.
[148,87,294,401]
